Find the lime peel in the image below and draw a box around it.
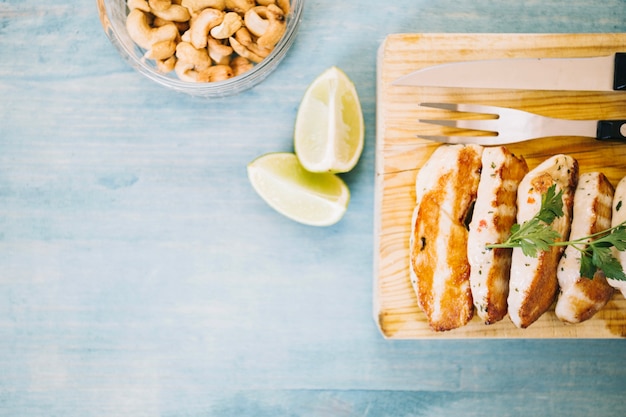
[247,153,350,226]
[294,66,364,173]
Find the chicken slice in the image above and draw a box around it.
[609,176,626,297]
[468,146,528,324]
[410,144,483,331]
[555,172,615,324]
[508,154,578,328]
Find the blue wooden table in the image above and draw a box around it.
[1,1,626,416]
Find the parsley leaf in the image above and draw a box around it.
[537,183,564,224]
[488,184,564,256]
[486,184,626,281]
[594,248,626,281]
[580,251,597,279]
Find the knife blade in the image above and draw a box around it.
[393,53,626,91]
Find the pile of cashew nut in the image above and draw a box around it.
[125,0,290,83]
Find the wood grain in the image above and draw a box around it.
[374,33,626,339]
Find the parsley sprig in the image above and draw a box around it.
[486,184,626,281]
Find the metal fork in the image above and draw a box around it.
[418,102,626,145]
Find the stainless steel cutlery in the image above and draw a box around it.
[418,102,626,145]
[393,53,626,92]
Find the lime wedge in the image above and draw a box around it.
[294,66,364,173]
[247,152,350,226]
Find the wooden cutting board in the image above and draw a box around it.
[374,33,626,339]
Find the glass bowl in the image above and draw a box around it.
[97,0,305,97]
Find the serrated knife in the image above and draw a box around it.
[393,53,626,91]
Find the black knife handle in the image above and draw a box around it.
[614,53,626,90]
[596,120,626,141]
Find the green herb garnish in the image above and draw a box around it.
[488,184,564,258]
[552,222,626,281]
[486,184,626,281]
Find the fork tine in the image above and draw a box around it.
[417,135,479,144]
[419,118,500,132]
[418,119,458,128]
[417,135,516,146]
[420,102,461,111]
[417,102,523,144]
[420,102,501,115]
[416,102,592,145]
[419,102,500,132]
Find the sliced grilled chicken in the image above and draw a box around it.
[467,147,528,324]
[610,176,626,297]
[555,172,615,324]
[507,154,578,328]
[410,144,483,331]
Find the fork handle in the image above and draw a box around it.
[597,120,626,141]
[615,53,626,90]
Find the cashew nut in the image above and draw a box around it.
[144,39,178,60]
[197,65,234,82]
[151,4,191,22]
[175,60,201,82]
[233,26,270,58]
[156,55,177,73]
[148,0,172,11]
[189,8,224,48]
[207,37,233,65]
[233,25,252,44]
[126,9,179,50]
[153,16,190,32]
[251,0,288,13]
[244,6,269,37]
[174,41,213,81]
[276,0,289,14]
[180,29,192,43]
[210,12,243,39]
[257,4,285,50]
[230,56,254,76]
[182,0,226,14]
[176,41,212,70]
[224,0,255,14]
[229,35,264,63]
[128,0,151,12]
[126,0,293,83]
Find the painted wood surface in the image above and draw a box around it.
[1,1,626,416]
[375,33,626,339]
